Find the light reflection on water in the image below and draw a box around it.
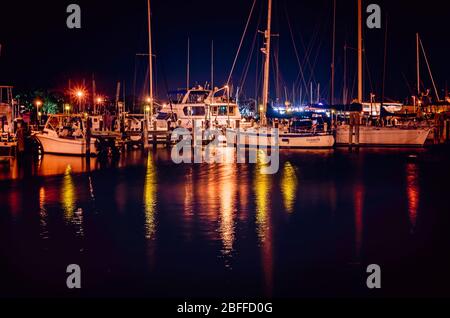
[39,186,49,240]
[0,147,444,297]
[143,152,157,240]
[254,151,273,296]
[281,162,298,214]
[219,163,237,264]
[406,162,419,233]
[61,165,84,237]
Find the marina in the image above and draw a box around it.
[1,0,450,307]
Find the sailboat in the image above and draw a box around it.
[236,0,335,148]
[335,0,431,147]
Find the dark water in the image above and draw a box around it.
[1,147,450,298]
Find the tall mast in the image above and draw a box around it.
[187,38,190,90]
[416,32,420,97]
[147,0,154,114]
[357,0,363,103]
[331,0,336,106]
[211,40,214,89]
[261,0,272,126]
[343,42,347,104]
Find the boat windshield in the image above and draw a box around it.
[46,116,85,139]
[185,91,209,104]
[183,106,206,116]
[156,112,171,120]
[211,105,236,116]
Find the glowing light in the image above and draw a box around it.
[145,106,151,112]
[35,100,42,107]
[146,97,152,103]
[37,111,42,117]
[65,105,71,111]
[96,97,104,104]
[76,90,84,98]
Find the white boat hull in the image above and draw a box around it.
[230,130,335,148]
[36,134,97,156]
[336,126,431,146]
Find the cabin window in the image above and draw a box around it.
[183,106,205,116]
[211,106,218,116]
[218,106,228,116]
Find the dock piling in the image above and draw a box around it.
[143,119,149,149]
[86,116,92,158]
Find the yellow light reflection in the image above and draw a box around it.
[255,151,271,242]
[62,165,75,220]
[254,150,273,297]
[281,162,298,214]
[143,153,157,239]
[61,164,84,237]
[39,186,49,240]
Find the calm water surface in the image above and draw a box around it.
[1,147,450,298]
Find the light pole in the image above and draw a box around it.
[144,97,152,122]
[96,96,104,114]
[76,90,85,112]
[35,100,42,125]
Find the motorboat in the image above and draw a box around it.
[34,114,97,156]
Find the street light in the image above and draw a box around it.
[35,100,42,125]
[74,89,86,112]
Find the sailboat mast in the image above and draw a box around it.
[147,0,154,114]
[187,38,190,90]
[416,32,420,97]
[261,0,272,125]
[331,0,336,106]
[343,42,347,104]
[211,40,214,90]
[357,0,363,103]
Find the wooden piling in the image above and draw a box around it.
[348,112,360,146]
[152,121,157,148]
[348,122,353,145]
[143,119,149,149]
[86,116,92,158]
[445,120,450,143]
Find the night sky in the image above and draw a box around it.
[0,0,449,103]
